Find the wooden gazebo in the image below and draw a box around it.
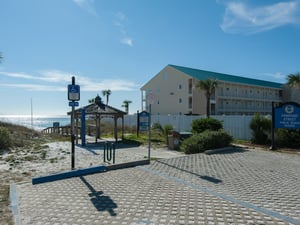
[68,97,127,144]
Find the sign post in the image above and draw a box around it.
[68,76,80,170]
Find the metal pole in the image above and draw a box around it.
[270,101,276,150]
[71,76,75,170]
[148,104,151,160]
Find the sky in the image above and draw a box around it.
[0,0,300,116]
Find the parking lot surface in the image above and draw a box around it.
[12,147,300,225]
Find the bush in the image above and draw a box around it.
[0,127,12,151]
[250,114,271,145]
[163,124,174,135]
[181,130,232,154]
[152,123,163,132]
[191,117,223,134]
[276,128,300,148]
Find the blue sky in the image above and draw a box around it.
[0,0,300,116]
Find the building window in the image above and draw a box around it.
[189,97,192,109]
[163,74,168,80]
[188,79,193,94]
[179,98,182,103]
[157,100,159,104]
[179,84,182,90]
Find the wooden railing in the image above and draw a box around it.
[41,125,73,135]
[41,125,96,136]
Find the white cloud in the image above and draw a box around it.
[114,12,134,46]
[121,38,133,47]
[220,1,300,34]
[0,70,72,83]
[263,72,286,82]
[0,70,139,92]
[0,71,36,79]
[0,83,65,91]
[73,0,97,16]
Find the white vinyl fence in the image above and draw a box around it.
[124,114,253,140]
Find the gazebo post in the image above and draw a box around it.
[114,115,118,142]
[122,116,124,141]
[95,114,100,143]
[75,115,79,145]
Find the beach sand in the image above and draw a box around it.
[1,138,184,179]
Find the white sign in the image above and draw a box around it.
[147,92,154,105]
[68,85,80,101]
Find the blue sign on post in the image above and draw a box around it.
[274,102,300,129]
[68,84,80,101]
[69,101,79,107]
[139,111,150,131]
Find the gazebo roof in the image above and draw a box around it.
[68,103,127,117]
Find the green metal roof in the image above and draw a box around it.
[169,64,283,89]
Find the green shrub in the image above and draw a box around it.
[0,127,12,151]
[181,130,232,154]
[249,114,271,145]
[163,124,174,135]
[152,123,163,132]
[191,118,223,134]
[276,128,300,148]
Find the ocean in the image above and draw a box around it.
[0,115,71,131]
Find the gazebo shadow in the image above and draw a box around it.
[79,139,141,152]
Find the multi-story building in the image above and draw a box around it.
[141,64,291,115]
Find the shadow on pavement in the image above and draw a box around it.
[156,160,222,184]
[205,146,248,155]
[80,176,117,216]
[79,140,141,153]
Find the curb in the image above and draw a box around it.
[107,159,150,171]
[32,165,107,185]
[9,184,21,225]
[31,160,151,185]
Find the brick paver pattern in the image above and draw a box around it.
[16,148,300,225]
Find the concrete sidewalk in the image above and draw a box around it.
[11,147,300,225]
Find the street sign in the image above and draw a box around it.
[274,102,300,129]
[69,101,79,107]
[68,84,80,101]
[139,111,150,131]
[147,91,154,105]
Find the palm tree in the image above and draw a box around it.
[287,73,300,87]
[102,89,111,105]
[196,78,218,118]
[122,100,132,114]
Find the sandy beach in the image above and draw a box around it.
[0,138,184,179]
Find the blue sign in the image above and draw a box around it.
[68,84,80,101]
[69,101,79,107]
[275,102,300,129]
[139,111,150,131]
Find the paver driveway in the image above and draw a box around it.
[12,147,300,225]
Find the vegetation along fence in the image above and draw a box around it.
[123,115,255,140]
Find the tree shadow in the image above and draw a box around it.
[156,160,222,184]
[210,147,248,155]
[80,176,117,216]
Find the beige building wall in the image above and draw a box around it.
[142,65,288,115]
[216,82,282,115]
[141,67,211,115]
